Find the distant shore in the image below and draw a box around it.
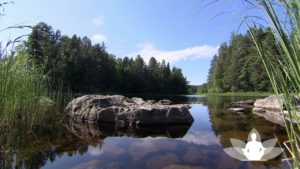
[198,92,271,97]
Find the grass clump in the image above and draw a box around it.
[0,52,58,127]
[246,0,300,167]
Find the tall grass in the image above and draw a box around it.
[246,0,300,167]
[0,52,60,128]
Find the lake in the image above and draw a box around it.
[0,95,290,169]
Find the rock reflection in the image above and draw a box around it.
[252,109,285,127]
[66,120,192,139]
[205,95,288,168]
[0,119,191,169]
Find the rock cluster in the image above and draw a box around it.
[65,95,194,126]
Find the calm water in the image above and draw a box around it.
[0,95,290,169]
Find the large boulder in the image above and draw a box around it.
[254,95,282,110]
[65,95,194,125]
[253,95,300,125]
[254,95,300,110]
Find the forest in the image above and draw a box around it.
[22,22,188,94]
[199,28,278,93]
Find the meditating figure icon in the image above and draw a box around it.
[242,133,266,160]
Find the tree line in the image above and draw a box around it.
[199,28,277,93]
[21,22,188,94]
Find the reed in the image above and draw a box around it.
[0,52,62,128]
[246,0,300,167]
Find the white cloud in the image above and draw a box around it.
[91,34,107,43]
[92,15,105,27]
[128,42,219,63]
[178,131,221,146]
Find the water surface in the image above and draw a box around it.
[0,95,290,169]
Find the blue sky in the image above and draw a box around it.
[0,0,258,85]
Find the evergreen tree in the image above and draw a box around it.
[203,28,275,93]
[24,22,189,94]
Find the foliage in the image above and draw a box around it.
[197,83,208,94]
[187,85,199,94]
[25,22,189,94]
[246,0,300,167]
[0,4,67,128]
[0,52,56,127]
[206,92,271,97]
[205,29,276,93]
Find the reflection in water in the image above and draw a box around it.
[253,109,285,127]
[0,123,89,169]
[65,121,192,139]
[205,96,288,168]
[179,130,220,146]
[0,95,291,169]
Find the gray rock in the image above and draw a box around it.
[254,95,282,110]
[65,95,193,125]
[132,97,145,105]
[253,95,300,125]
[146,100,156,103]
[158,99,172,105]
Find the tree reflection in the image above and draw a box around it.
[204,95,287,168]
[0,122,94,169]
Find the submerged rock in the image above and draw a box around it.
[65,95,193,125]
[232,100,255,107]
[228,108,245,113]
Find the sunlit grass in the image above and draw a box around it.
[0,53,64,128]
[246,0,300,167]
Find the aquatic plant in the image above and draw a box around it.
[246,0,300,167]
[0,50,65,128]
